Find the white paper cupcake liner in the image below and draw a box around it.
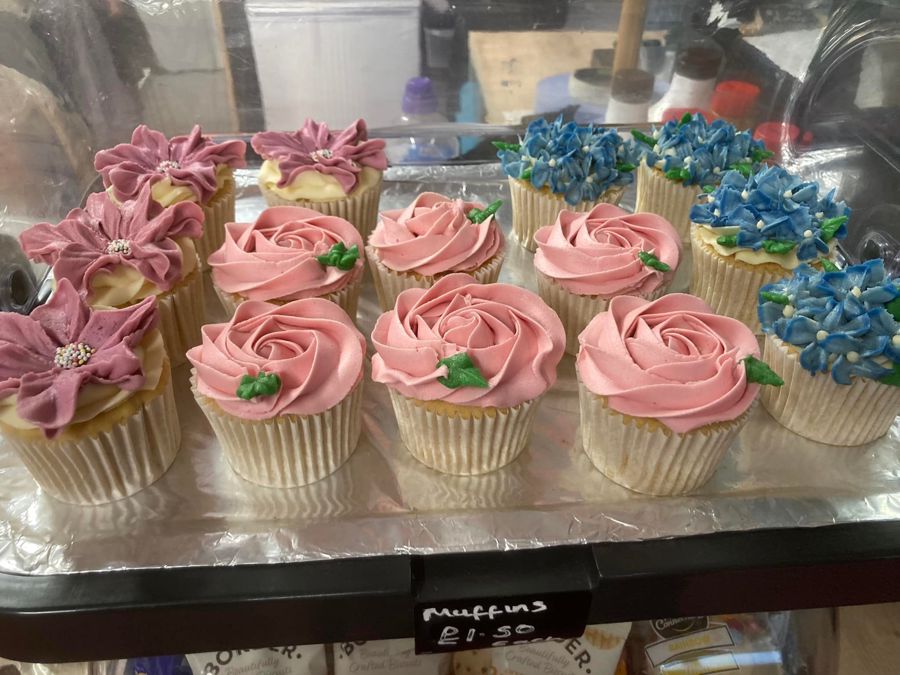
[634,161,699,242]
[213,274,362,322]
[578,381,749,495]
[2,366,180,505]
[193,377,363,487]
[536,270,668,355]
[508,177,624,252]
[260,173,383,240]
[388,388,541,475]
[690,225,789,332]
[365,245,505,310]
[197,171,236,270]
[761,334,900,445]
[156,265,205,366]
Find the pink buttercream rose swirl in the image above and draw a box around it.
[577,293,760,433]
[187,298,365,420]
[368,192,504,275]
[20,188,204,298]
[251,118,387,193]
[371,274,565,407]
[209,206,364,301]
[94,124,247,203]
[534,204,681,296]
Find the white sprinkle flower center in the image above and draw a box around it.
[756,220,765,230]
[106,239,132,256]
[847,351,860,363]
[310,148,334,161]
[850,286,862,297]
[54,342,95,369]
[816,330,829,341]
[803,229,813,238]
[782,305,795,318]
[783,189,793,199]
[157,160,180,172]
[741,190,749,200]
[892,335,900,347]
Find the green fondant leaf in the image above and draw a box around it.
[520,166,533,181]
[467,200,503,224]
[744,356,784,386]
[729,161,752,178]
[716,234,738,247]
[886,297,900,322]
[820,216,848,242]
[679,112,693,125]
[317,242,359,271]
[638,250,671,272]
[880,362,900,388]
[665,168,690,182]
[616,162,636,172]
[762,239,797,254]
[492,141,521,152]
[820,258,839,272]
[702,185,716,193]
[436,352,489,389]
[631,129,655,146]
[750,148,775,163]
[760,291,790,305]
[236,371,282,400]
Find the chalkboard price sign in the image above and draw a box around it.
[414,592,591,654]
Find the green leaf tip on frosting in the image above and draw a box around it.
[679,112,692,125]
[716,234,738,247]
[886,297,900,322]
[665,168,691,182]
[729,161,753,178]
[467,200,503,224]
[880,362,900,388]
[761,290,790,305]
[702,185,716,193]
[820,258,839,272]
[616,162,636,173]
[750,147,775,163]
[436,352,489,389]
[492,140,521,152]
[236,371,282,400]
[820,215,848,242]
[631,129,655,146]
[520,166,533,181]
[743,356,784,387]
[638,250,671,272]
[762,239,797,254]
[316,242,359,271]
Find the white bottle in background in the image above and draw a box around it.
[387,76,460,163]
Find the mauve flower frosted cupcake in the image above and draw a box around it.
[252,118,387,238]
[534,203,681,354]
[187,298,365,487]
[209,206,364,320]
[366,192,505,310]
[372,274,565,475]
[0,280,179,505]
[94,124,246,268]
[577,293,782,495]
[20,189,205,366]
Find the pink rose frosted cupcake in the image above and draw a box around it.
[209,206,364,320]
[366,192,505,310]
[372,274,565,475]
[0,281,179,505]
[187,298,365,487]
[577,293,781,495]
[535,204,681,354]
[252,118,387,238]
[20,189,205,366]
[94,124,246,268]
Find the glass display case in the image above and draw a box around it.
[0,0,898,670]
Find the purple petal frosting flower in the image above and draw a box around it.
[20,188,204,299]
[94,124,247,203]
[251,118,387,193]
[0,279,158,438]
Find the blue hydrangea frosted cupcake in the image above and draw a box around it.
[690,165,850,330]
[495,116,634,251]
[758,259,900,445]
[629,113,770,240]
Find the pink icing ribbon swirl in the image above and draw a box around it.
[94,124,247,203]
[577,293,760,433]
[534,204,681,296]
[371,274,565,407]
[251,118,387,194]
[209,206,364,301]
[368,192,504,275]
[187,298,365,419]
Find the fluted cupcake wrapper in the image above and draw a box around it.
[388,388,540,475]
[197,171,236,270]
[365,245,505,311]
[508,177,624,252]
[193,376,363,487]
[536,271,668,355]
[260,173,383,240]
[761,334,900,446]
[633,161,699,242]
[156,265,205,367]
[578,381,748,495]
[2,367,180,505]
[213,275,362,322]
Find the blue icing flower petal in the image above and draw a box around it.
[781,315,819,345]
[759,302,786,326]
[830,355,854,384]
[799,342,829,373]
[820,333,861,354]
[860,284,897,304]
